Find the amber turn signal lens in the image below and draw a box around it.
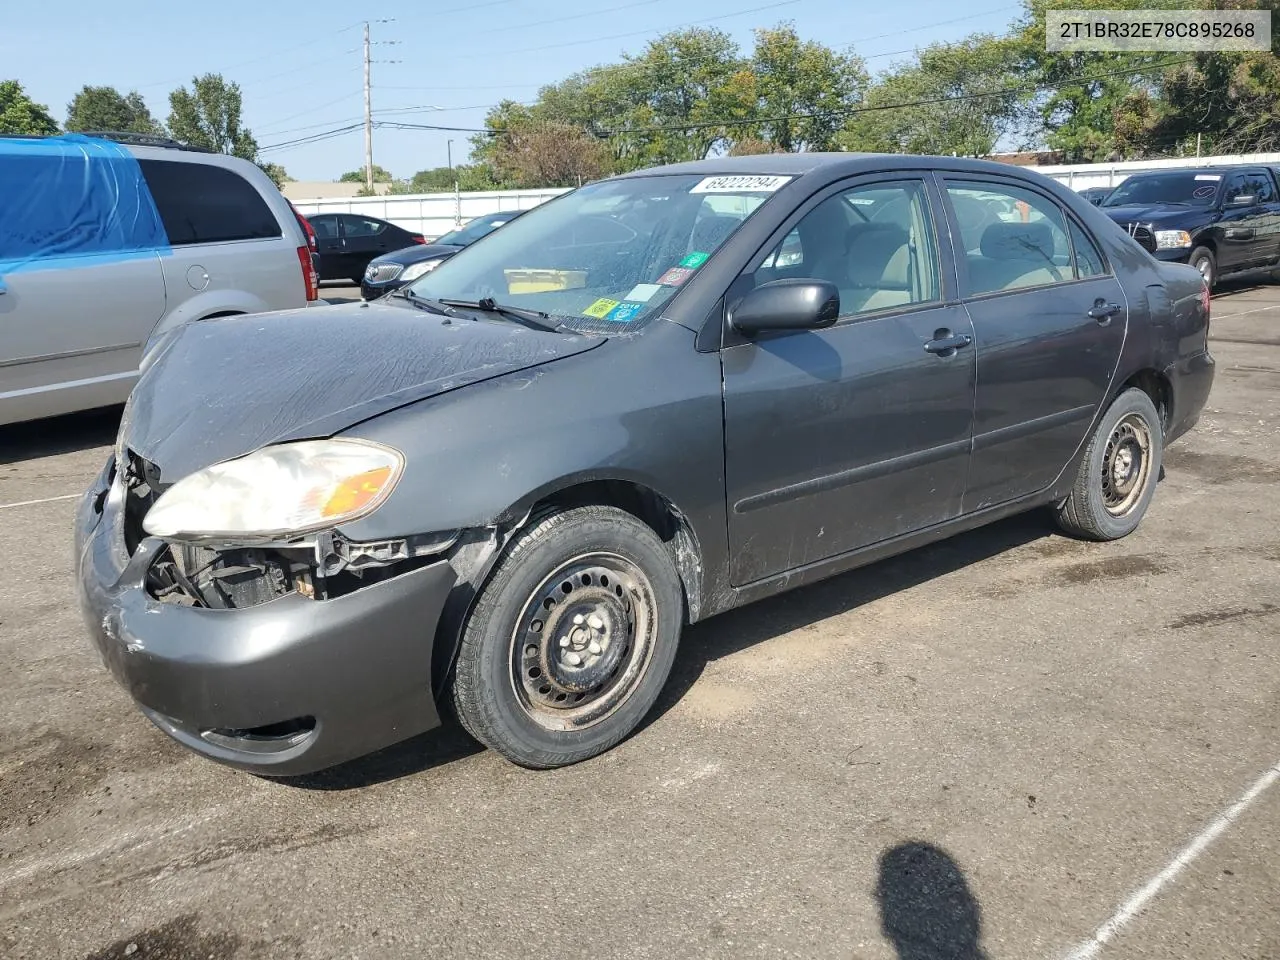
[322,466,393,518]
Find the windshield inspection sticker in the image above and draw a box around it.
[583,298,621,319]
[690,175,792,194]
[624,282,663,302]
[680,251,710,269]
[605,301,646,323]
[657,266,696,287]
[1195,174,1222,181]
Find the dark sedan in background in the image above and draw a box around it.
[307,212,426,284]
[360,209,526,299]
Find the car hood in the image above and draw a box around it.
[121,301,605,481]
[373,242,464,267]
[1101,204,1216,227]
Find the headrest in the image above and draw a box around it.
[847,222,910,287]
[980,221,1055,262]
[692,213,739,249]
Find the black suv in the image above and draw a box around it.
[1100,165,1280,288]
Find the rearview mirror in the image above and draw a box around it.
[728,278,840,335]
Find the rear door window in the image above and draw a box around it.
[138,159,281,245]
[341,216,386,237]
[945,180,1073,295]
[1068,220,1107,278]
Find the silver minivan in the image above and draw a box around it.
[0,134,319,426]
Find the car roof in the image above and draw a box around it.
[1120,165,1261,178]
[612,151,1074,187]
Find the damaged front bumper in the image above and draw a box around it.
[74,458,455,776]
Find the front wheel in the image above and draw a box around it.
[1054,388,1164,541]
[451,506,683,768]
[1189,246,1216,289]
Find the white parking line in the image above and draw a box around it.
[1063,760,1280,960]
[0,493,80,510]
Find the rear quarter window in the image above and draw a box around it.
[138,159,282,245]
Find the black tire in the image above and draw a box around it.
[1189,246,1216,289]
[1055,387,1164,541]
[451,505,683,768]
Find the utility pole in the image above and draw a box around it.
[363,21,373,193]
[1196,132,1202,158]
[447,139,453,170]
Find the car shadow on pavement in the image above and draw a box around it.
[0,405,122,464]
[274,719,484,790]
[877,841,990,960]
[647,510,1057,726]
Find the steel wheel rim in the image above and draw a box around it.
[1196,256,1212,284]
[508,552,657,732]
[1101,413,1153,517]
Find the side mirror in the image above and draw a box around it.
[1229,193,1256,207]
[728,278,840,335]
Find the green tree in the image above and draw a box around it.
[259,162,289,188]
[340,164,393,183]
[167,74,258,159]
[751,24,868,151]
[65,86,163,136]
[1012,0,1186,161]
[0,79,58,135]
[841,35,1023,156]
[490,121,611,188]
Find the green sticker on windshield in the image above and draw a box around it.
[680,251,710,269]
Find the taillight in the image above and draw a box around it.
[296,246,318,301]
[411,234,426,244]
[288,201,318,252]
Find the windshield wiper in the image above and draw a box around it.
[439,297,563,332]
[392,289,460,317]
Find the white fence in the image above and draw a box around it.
[291,152,1280,236]
[1036,152,1280,190]
[290,188,570,240]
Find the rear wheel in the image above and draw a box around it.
[451,506,683,768]
[1189,246,1216,289]
[1054,388,1163,541]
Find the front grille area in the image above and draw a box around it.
[365,262,403,283]
[1122,222,1157,253]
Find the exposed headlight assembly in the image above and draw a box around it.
[142,439,404,541]
[1154,230,1192,250]
[399,258,444,282]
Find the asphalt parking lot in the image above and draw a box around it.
[1,284,1277,960]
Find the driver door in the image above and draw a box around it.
[721,177,976,586]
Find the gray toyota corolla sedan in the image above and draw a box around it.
[76,154,1215,775]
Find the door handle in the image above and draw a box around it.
[1088,300,1122,322]
[923,331,972,355]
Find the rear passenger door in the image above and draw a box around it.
[941,177,1127,511]
[137,159,292,311]
[339,215,393,280]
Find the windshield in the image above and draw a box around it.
[405,174,786,332]
[435,213,515,247]
[1102,172,1221,207]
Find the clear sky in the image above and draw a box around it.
[2,0,1023,181]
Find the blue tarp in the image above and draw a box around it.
[0,134,169,273]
